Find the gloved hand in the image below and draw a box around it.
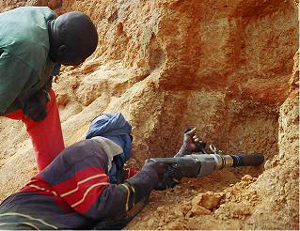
[144,159,168,179]
[143,159,180,191]
[23,90,50,122]
[174,128,198,157]
[154,165,182,190]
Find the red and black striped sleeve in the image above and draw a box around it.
[39,139,159,220]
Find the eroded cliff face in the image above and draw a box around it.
[0,0,298,229]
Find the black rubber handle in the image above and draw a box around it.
[232,153,264,167]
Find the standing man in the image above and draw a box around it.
[0,7,98,171]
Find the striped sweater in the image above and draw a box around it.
[0,139,158,229]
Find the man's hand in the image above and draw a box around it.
[143,159,169,180]
[174,128,203,157]
[23,90,50,122]
[143,159,176,191]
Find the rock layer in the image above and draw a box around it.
[0,0,298,229]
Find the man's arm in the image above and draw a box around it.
[87,161,163,220]
[174,128,198,157]
[0,50,35,114]
[40,139,166,221]
[0,50,56,121]
[23,89,50,122]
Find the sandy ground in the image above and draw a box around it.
[0,0,299,230]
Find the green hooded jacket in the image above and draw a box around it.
[0,6,60,114]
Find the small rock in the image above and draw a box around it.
[191,191,223,210]
[279,150,285,159]
[165,219,184,230]
[56,93,69,107]
[191,204,211,216]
